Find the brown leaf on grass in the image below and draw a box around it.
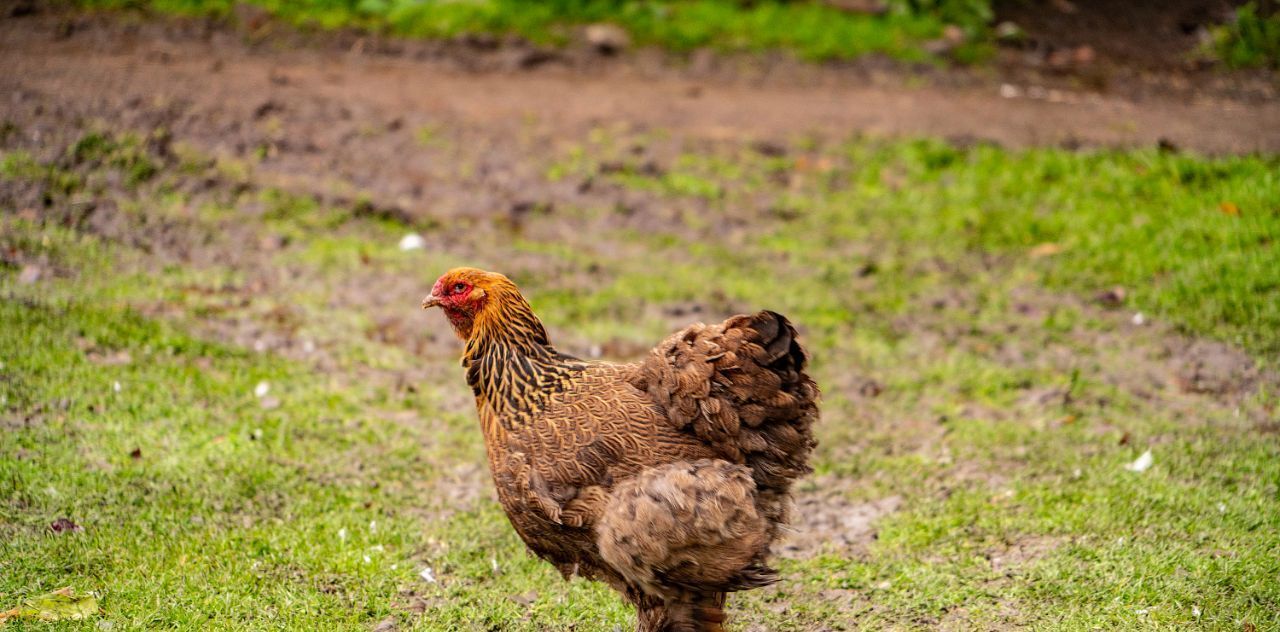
[88,350,133,366]
[1094,286,1127,308]
[1029,242,1063,259]
[49,518,82,534]
[1219,202,1240,216]
[793,155,834,174]
[0,587,98,623]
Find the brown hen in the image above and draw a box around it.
[422,268,819,631]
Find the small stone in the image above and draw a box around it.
[1073,45,1096,65]
[17,264,42,284]
[584,23,630,54]
[942,24,966,45]
[995,21,1024,42]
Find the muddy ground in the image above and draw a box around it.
[3,6,1279,188]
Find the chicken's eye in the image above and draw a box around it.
[453,283,467,294]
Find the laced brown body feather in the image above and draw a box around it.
[431,269,819,632]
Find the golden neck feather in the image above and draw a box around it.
[460,281,584,428]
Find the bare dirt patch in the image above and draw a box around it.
[779,479,904,559]
[986,535,1065,574]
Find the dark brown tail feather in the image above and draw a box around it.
[630,310,820,504]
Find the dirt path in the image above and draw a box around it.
[3,10,1277,168]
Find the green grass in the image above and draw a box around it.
[1206,2,1280,69]
[3,125,1279,629]
[0,289,625,629]
[75,0,994,63]
[545,137,1280,356]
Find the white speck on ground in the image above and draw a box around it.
[399,233,426,251]
[1124,449,1154,473]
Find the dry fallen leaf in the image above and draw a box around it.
[1094,286,1127,307]
[1029,242,1063,259]
[49,518,83,534]
[0,587,98,623]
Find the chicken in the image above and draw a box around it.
[422,268,819,631]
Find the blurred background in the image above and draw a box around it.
[2,0,1277,629]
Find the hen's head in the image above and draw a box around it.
[422,267,523,340]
